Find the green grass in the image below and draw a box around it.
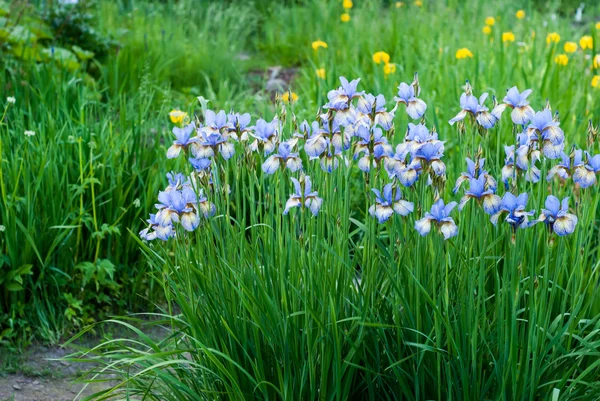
[2,0,600,399]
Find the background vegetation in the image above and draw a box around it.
[1,0,600,387]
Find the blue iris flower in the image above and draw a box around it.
[394,81,427,120]
[167,123,197,159]
[502,86,534,125]
[250,118,280,155]
[404,123,440,154]
[573,151,600,188]
[139,213,175,241]
[525,109,564,159]
[414,199,459,239]
[357,94,395,130]
[227,112,252,140]
[369,184,414,223]
[414,141,446,176]
[457,175,502,214]
[283,176,323,216]
[453,157,497,194]
[192,131,235,160]
[490,192,535,231]
[536,195,578,236]
[262,141,303,174]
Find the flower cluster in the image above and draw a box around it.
[141,73,593,243]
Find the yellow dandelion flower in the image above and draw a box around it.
[169,109,187,125]
[312,40,328,51]
[395,1,405,7]
[281,92,298,103]
[554,54,568,66]
[580,35,593,50]
[316,68,326,79]
[414,0,422,6]
[592,75,600,88]
[516,10,526,20]
[383,63,397,75]
[546,32,561,44]
[455,48,473,59]
[485,16,495,26]
[593,54,600,69]
[564,42,577,53]
[482,26,491,34]
[340,13,350,22]
[502,32,515,43]
[531,30,536,39]
[373,51,390,64]
[343,0,353,9]
[596,22,600,30]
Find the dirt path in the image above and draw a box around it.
[0,345,116,401]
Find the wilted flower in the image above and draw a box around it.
[262,141,303,174]
[501,86,534,125]
[166,123,197,159]
[546,32,561,44]
[490,192,535,231]
[536,195,578,236]
[415,199,459,239]
[455,48,473,59]
[369,184,414,223]
[312,40,328,50]
[373,51,390,64]
[284,176,323,216]
[458,175,501,214]
[394,77,427,119]
[580,35,593,50]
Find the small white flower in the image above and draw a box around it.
[6,97,15,104]
[24,130,36,137]
[133,198,141,208]
[67,135,76,143]
[0,225,5,232]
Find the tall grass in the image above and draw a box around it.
[65,1,600,400]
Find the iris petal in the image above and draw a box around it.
[439,220,458,239]
[414,217,432,236]
[554,214,578,236]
